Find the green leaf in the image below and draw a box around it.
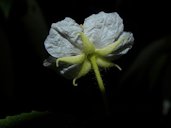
[0,111,49,127]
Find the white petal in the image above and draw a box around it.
[52,17,83,49]
[108,32,134,59]
[114,32,134,54]
[44,18,83,58]
[83,11,123,48]
[43,56,56,67]
[45,29,81,58]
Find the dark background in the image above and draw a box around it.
[0,0,171,127]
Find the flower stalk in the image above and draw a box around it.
[90,55,109,115]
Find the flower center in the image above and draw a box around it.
[79,32,95,55]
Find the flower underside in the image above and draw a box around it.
[56,32,122,86]
[43,12,134,115]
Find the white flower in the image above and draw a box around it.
[43,11,134,86]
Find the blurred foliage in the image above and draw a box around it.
[0,0,49,127]
[0,0,12,18]
[0,0,48,100]
[0,111,49,128]
[119,34,171,116]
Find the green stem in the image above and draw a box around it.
[90,55,109,115]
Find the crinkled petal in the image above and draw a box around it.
[44,26,81,58]
[83,11,123,48]
[52,17,83,49]
[114,32,134,54]
[107,32,134,59]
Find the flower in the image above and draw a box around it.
[43,11,134,86]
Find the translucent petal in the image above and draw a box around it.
[43,56,56,67]
[83,11,124,48]
[96,32,134,61]
[60,64,82,79]
[112,32,134,56]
